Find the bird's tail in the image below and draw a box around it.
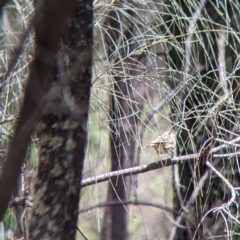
[143,144,151,149]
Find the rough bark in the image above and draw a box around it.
[28,1,93,239]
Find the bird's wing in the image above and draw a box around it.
[150,136,164,144]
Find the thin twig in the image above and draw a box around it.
[206,160,236,208]
[76,226,88,240]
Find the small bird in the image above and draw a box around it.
[144,128,176,157]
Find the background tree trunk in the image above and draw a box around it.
[102,3,165,239]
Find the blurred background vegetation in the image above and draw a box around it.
[1,0,240,239]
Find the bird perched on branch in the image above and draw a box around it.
[144,128,176,157]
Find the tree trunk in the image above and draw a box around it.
[28,1,93,239]
[102,3,164,239]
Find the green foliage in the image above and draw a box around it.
[27,140,39,169]
[0,222,4,240]
[3,209,17,233]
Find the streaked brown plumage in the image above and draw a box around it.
[144,128,176,156]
